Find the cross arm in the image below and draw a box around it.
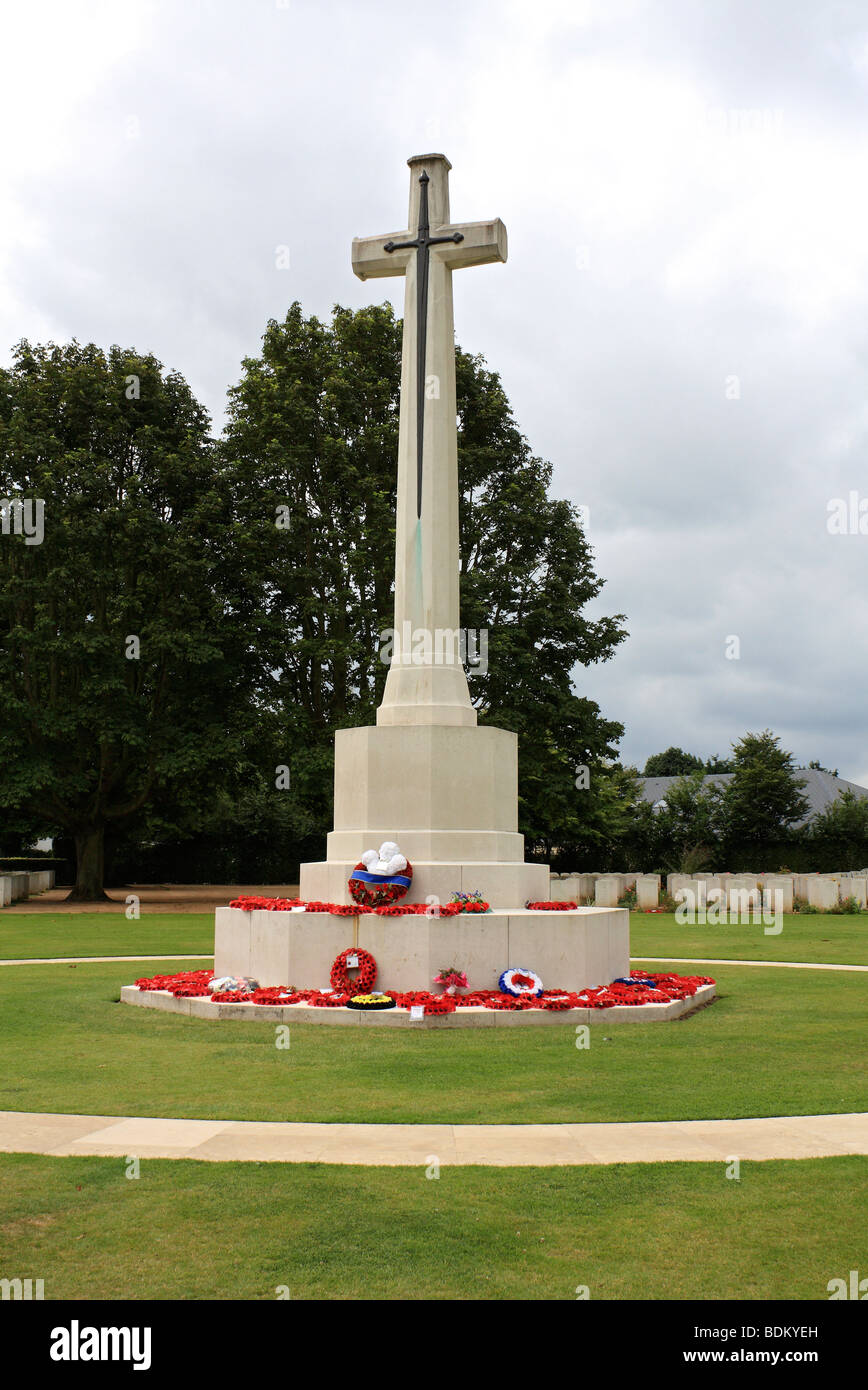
[352,233,412,280]
[436,218,508,269]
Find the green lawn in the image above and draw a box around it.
[630,911,868,965]
[1,960,864,1124]
[1,1151,863,1300]
[0,913,213,960]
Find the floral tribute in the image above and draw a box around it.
[525,900,577,911]
[229,896,305,911]
[330,947,377,994]
[229,896,462,917]
[499,967,544,997]
[133,969,714,1014]
[449,891,491,913]
[348,841,413,907]
[433,967,468,995]
[347,993,396,1011]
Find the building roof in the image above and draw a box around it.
[639,768,868,828]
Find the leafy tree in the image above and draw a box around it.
[0,340,261,898]
[223,302,627,857]
[643,746,704,777]
[649,768,723,868]
[705,753,734,773]
[808,790,868,868]
[552,763,648,869]
[719,730,809,860]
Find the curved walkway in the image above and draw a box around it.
[0,953,864,970]
[0,954,213,966]
[0,1110,865,1165]
[1,955,864,1165]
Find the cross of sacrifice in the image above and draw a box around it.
[351,154,507,727]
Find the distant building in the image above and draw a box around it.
[639,768,868,829]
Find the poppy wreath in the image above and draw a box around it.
[423,995,457,1015]
[499,967,544,997]
[313,992,351,1007]
[525,901,577,911]
[330,947,378,994]
[347,994,397,1011]
[229,896,304,911]
[347,859,413,908]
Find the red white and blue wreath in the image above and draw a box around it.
[498,967,544,997]
[348,840,413,908]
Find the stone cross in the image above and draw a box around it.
[352,154,507,727]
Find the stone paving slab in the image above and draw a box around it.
[1,1110,865,1167]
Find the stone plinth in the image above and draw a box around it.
[215,904,629,997]
[300,721,551,908]
[300,858,549,911]
[322,722,523,862]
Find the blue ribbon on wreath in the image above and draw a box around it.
[351,869,412,888]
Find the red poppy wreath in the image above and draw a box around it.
[348,840,413,907]
[330,947,377,994]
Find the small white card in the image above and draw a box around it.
[410,1005,425,1021]
[347,954,359,968]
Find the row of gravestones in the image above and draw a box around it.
[0,870,55,907]
[549,870,868,911]
[549,872,658,908]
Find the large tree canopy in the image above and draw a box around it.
[0,306,629,889]
[643,747,705,777]
[720,730,810,857]
[0,340,259,897]
[223,301,627,859]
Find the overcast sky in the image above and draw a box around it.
[3,0,868,779]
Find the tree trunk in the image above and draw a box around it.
[68,825,110,902]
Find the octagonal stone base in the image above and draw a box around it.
[214,903,629,996]
[122,981,716,1026]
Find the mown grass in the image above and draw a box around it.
[0,1151,864,1300]
[0,913,213,960]
[630,911,868,965]
[1,960,864,1124]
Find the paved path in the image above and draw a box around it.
[0,1110,865,1166]
[1,953,864,970]
[0,954,213,966]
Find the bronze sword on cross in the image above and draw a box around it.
[351,156,508,522]
[382,172,464,518]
